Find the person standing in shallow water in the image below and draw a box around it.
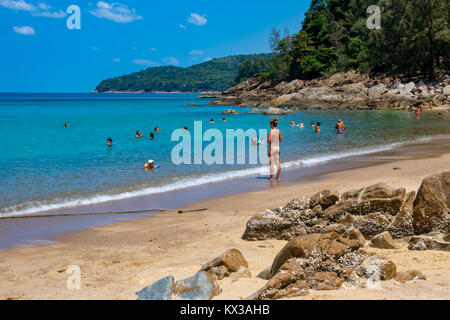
[268,118,282,181]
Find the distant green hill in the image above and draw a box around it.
[95,54,271,93]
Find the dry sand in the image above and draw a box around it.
[0,152,449,300]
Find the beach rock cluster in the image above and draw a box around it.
[249,232,397,300]
[136,249,250,300]
[204,71,450,110]
[243,171,450,246]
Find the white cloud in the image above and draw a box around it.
[112,58,120,62]
[90,1,142,23]
[163,57,179,65]
[33,9,66,18]
[133,59,159,66]
[187,13,207,26]
[13,25,35,35]
[0,0,35,11]
[178,24,186,29]
[190,50,204,55]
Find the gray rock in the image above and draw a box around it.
[136,276,174,300]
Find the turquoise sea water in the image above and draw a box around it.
[0,93,449,217]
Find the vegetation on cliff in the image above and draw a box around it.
[268,0,449,81]
[95,54,271,93]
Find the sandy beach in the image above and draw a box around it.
[0,141,449,300]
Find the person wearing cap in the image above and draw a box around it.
[144,160,154,169]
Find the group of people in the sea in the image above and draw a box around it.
[64,116,348,180]
[408,101,443,119]
[289,119,347,135]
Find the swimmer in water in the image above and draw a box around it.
[222,118,226,123]
[335,119,346,134]
[210,119,215,124]
[150,132,155,139]
[107,138,113,146]
[310,122,315,128]
[315,122,321,134]
[64,122,69,127]
[297,122,304,128]
[268,118,282,181]
[290,121,295,127]
[136,130,143,138]
[155,127,160,132]
[438,113,442,119]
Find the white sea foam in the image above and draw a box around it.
[0,135,448,217]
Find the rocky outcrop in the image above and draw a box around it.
[173,271,221,300]
[249,107,293,115]
[243,183,406,241]
[222,109,240,115]
[244,172,450,246]
[249,232,396,300]
[209,71,450,110]
[413,171,450,234]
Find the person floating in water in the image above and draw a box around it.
[335,119,346,134]
[222,118,226,123]
[297,122,304,128]
[438,112,442,119]
[107,138,113,146]
[268,118,282,181]
[210,119,215,124]
[144,159,160,169]
[310,122,315,128]
[64,122,69,127]
[136,130,143,138]
[154,127,160,132]
[315,122,321,134]
[290,121,295,127]
[184,126,188,132]
[150,132,155,139]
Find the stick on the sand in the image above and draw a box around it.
[0,208,165,220]
[178,208,208,214]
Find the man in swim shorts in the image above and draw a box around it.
[335,119,346,134]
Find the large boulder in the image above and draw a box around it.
[136,276,174,300]
[201,249,250,281]
[368,84,386,99]
[395,270,426,283]
[413,171,450,234]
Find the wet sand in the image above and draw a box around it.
[0,138,449,300]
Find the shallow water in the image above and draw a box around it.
[0,93,449,216]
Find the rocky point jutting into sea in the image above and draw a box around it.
[203,71,450,111]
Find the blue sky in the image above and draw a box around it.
[0,0,309,92]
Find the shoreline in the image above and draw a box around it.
[1,135,450,251]
[0,138,449,299]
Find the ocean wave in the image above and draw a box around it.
[1,134,449,217]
